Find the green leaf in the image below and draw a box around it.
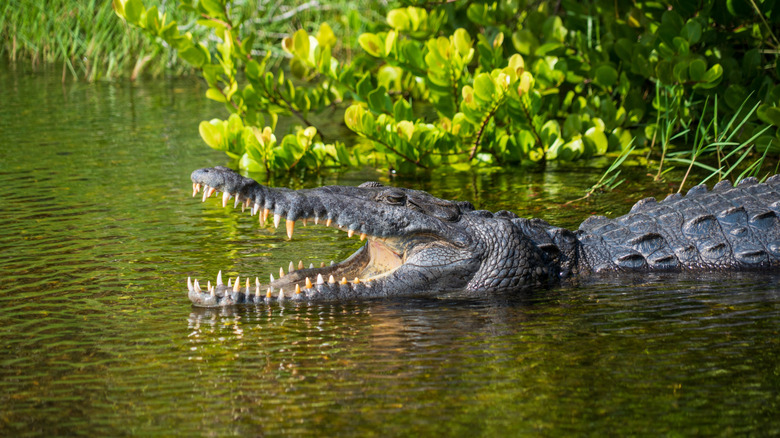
[693,64,723,90]
[559,137,584,161]
[540,120,561,144]
[145,6,160,31]
[205,87,226,102]
[199,120,225,150]
[367,86,392,114]
[688,58,706,81]
[511,29,538,55]
[393,98,412,121]
[356,75,373,100]
[681,19,702,44]
[200,0,225,18]
[316,23,337,48]
[584,127,608,156]
[672,37,689,55]
[292,29,310,59]
[453,28,472,58]
[473,73,496,103]
[593,65,618,88]
[757,105,780,127]
[387,9,410,31]
[402,42,424,68]
[124,0,144,23]
[179,44,207,67]
[358,33,384,57]
[563,114,581,138]
[112,0,125,18]
[673,60,689,83]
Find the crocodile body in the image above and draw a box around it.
[187,167,780,306]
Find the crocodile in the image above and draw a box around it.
[186,166,780,307]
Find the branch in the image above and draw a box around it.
[469,103,500,160]
[518,95,542,150]
[366,135,429,169]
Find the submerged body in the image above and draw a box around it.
[187,167,780,307]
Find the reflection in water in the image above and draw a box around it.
[0,65,778,436]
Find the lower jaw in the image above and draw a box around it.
[188,242,404,307]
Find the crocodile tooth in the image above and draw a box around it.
[252,203,260,216]
[340,277,348,285]
[279,267,285,278]
[330,260,335,266]
[233,194,241,209]
[270,273,275,283]
[314,216,319,225]
[206,187,216,198]
[360,233,367,241]
[295,284,301,295]
[353,278,360,284]
[309,263,314,269]
[210,284,216,297]
[192,183,200,197]
[262,208,270,223]
[325,218,332,227]
[217,271,224,286]
[317,274,324,285]
[194,279,201,293]
[222,192,231,207]
[255,282,261,298]
[279,288,285,301]
[245,278,250,292]
[202,186,210,202]
[298,260,304,270]
[227,278,232,288]
[302,218,308,227]
[207,280,212,293]
[187,277,193,292]
[321,262,325,268]
[306,277,313,288]
[286,220,294,239]
[328,275,335,284]
[348,229,355,238]
[266,288,272,299]
[233,276,240,292]
[288,261,295,272]
[273,214,281,229]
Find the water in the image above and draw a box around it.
[0,63,778,436]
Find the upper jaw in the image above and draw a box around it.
[191,166,460,241]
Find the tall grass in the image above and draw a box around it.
[0,0,191,81]
[0,0,385,82]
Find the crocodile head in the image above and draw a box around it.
[187,166,555,306]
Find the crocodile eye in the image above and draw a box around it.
[378,190,406,205]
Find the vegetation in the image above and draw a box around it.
[113,0,780,179]
[6,0,777,181]
[0,0,183,80]
[0,0,367,81]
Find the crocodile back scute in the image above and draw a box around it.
[575,176,780,272]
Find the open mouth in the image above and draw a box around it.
[187,182,407,304]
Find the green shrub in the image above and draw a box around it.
[114,0,780,174]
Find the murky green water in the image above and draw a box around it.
[1,63,778,436]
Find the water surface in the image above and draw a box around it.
[0,64,778,436]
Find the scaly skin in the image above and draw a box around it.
[187,167,780,307]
